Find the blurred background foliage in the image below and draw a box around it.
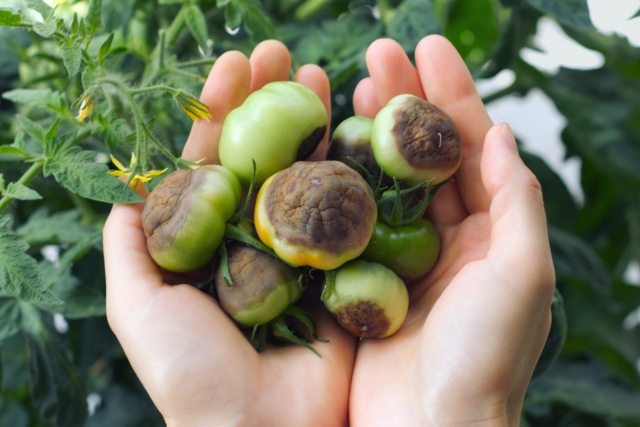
[1,0,640,425]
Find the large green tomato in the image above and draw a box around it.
[360,218,440,282]
[323,260,408,338]
[218,81,328,186]
[141,165,241,272]
[371,94,462,185]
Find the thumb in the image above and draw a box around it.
[481,123,554,286]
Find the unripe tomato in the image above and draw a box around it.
[141,165,241,272]
[218,81,328,186]
[371,94,462,185]
[215,245,303,327]
[360,218,440,282]
[323,260,409,338]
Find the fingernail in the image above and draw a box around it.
[500,123,517,153]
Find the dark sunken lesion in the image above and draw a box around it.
[141,168,196,251]
[265,161,376,254]
[332,300,390,338]
[296,125,327,161]
[393,98,461,170]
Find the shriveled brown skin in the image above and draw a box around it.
[331,301,390,338]
[264,161,377,255]
[296,125,327,161]
[393,97,461,171]
[141,168,195,252]
[215,245,298,317]
[326,138,390,186]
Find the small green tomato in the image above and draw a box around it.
[215,244,303,327]
[141,165,241,272]
[219,81,328,186]
[323,260,409,339]
[371,94,462,185]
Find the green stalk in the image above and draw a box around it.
[175,57,217,68]
[0,162,44,213]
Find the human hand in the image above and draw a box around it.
[103,41,356,427]
[348,36,555,427]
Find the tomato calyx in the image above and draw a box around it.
[251,305,329,357]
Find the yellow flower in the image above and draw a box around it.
[175,93,212,122]
[108,153,167,189]
[76,94,95,122]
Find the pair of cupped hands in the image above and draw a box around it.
[104,36,555,427]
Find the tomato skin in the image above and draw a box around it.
[360,218,440,282]
[323,260,408,338]
[141,165,242,273]
[218,81,328,186]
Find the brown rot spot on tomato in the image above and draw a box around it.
[393,97,461,171]
[332,300,391,338]
[264,161,376,254]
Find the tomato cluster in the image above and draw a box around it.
[141,84,461,354]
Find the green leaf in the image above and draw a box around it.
[4,183,42,201]
[81,65,101,89]
[98,32,114,60]
[43,147,144,204]
[25,0,53,19]
[158,0,189,3]
[0,401,29,427]
[60,40,82,77]
[217,0,232,7]
[631,7,640,19]
[0,217,62,305]
[235,0,277,41]
[527,361,640,417]
[16,115,44,145]
[549,225,611,292]
[388,0,440,53]
[2,88,65,109]
[32,18,57,38]
[17,208,95,245]
[225,3,243,30]
[185,5,209,49]
[44,117,60,142]
[85,0,104,34]
[0,297,20,341]
[526,0,594,29]
[0,145,29,160]
[38,256,106,319]
[21,304,88,426]
[0,10,23,26]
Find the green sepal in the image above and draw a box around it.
[217,242,232,286]
[270,314,321,357]
[229,159,256,224]
[224,222,296,268]
[321,269,336,302]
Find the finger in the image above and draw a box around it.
[425,180,467,228]
[415,35,493,214]
[482,123,554,289]
[366,38,425,106]
[249,40,291,92]
[103,203,164,334]
[182,51,252,164]
[353,78,382,119]
[294,64,331,161]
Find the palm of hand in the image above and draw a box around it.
[104,41,356,427]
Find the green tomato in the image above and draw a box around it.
[371,94,462,185]
[360,218,440,283]
[215,244,303,327]
[323,260,409,338]
[219,81,328,186]
[326,116,389,185]
[141,165,242,272]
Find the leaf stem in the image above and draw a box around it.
[175,57,217,68]
[0,162,44,213]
